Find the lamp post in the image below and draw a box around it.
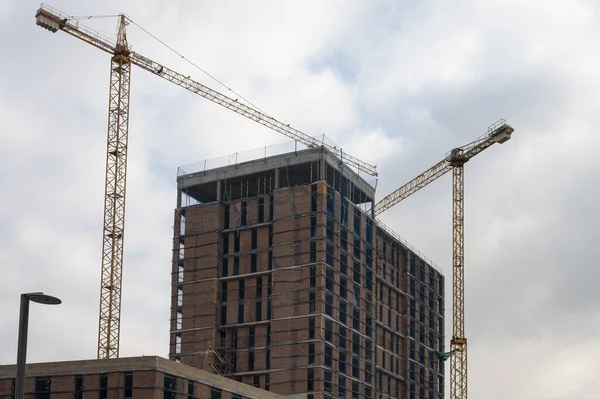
[15,292,61,399]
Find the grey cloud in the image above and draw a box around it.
[1,1,599,398]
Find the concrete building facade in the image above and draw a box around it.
[170,145,445,399]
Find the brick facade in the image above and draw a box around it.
[171,148,445,399]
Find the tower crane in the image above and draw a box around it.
[35,4,377,360]
[374,119,514,399]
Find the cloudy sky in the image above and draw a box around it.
[1,1,599,398]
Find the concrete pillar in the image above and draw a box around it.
[274,168,280,189]
[216,180,222,202]
[319,158,326,181]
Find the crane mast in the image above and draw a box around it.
[97,15,130,360]
[374,120,514,399]
[35,3,376,359]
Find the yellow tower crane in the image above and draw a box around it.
[35,4,377,360]
[374,119,514,399]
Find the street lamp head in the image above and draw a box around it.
[26,293,61,305]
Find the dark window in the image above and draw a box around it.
[324,370,332,393]
[353,333,360,355]
[253,375,260,388]
[339,302,347,324]
[238,279,245,299]
[258,198,264,223]
[309,343,315,364]
[249,326,255,347]
[341,197,348,226]
[35,377,50,399]
[221,281,227,302]
[233,256,239,275]
[325,319,333,342]
[224,205,230,229]
[98,374,107,399]
[234,233,240,252]
[327,218,334,242]
[366,268,373,291]
[366,316,373,337]
[353,357,360,378]
[251,253,257,273]
[326,266,334,292]
[353,308,360,330]
[311,184,318,212]
[221,305,227,326]
[310,265,316,288]
[241,201,247,225]
[353,261,361,283]
[269,195,274,222]
[327,188,334,217]
[340,276,347,300]
[325,344,333,366]
[163,375,176,399]
[338,375,346,397]
[311,215,317,237]
[256,277,262,297]
[325,293,333,316]
[326,242,334,266]
[366,217,373,244]
[310,291,316,313]
[310,241,317,262]
[353,284,360,307]
[124,372,133,399]
[74,375,83,399]
[222,257,228,277]
[187,380,194,399]
[365,386,372,399]
[238,302,244,323]
[354,242,361,259]
[366,339,372,360]
[210,388,222,399]
[268,250,273,269]
[309,317,315,339]
[249,350,255,371]
[354,207,361,236]
[339,325,347,348]
[366,293,373,313]
[307,368,315,391]
[340,229,348,251]
[339,350,346,373]
[340,253,347,275]
[251,229,258,249]
[352,381,359,399]
[223,234,229,253]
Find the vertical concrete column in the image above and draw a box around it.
[216,180,222,202]
[176,187,182,208]
[274,168,280,189]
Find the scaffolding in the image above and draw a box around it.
[169,148,445,398]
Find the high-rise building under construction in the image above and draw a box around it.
[170,141,445,399]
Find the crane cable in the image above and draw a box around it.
[62,12,270,117]
[125,17,271,116]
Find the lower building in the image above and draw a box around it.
[0,356,299,399]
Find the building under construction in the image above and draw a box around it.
[170,142,445,399]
